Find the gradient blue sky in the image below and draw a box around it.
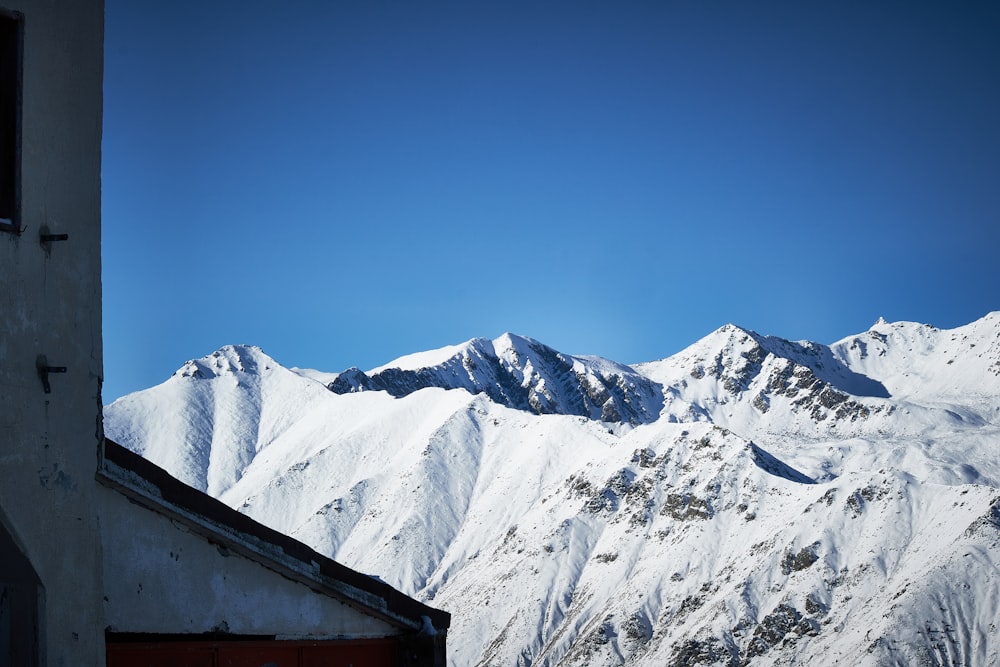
[102,1,999,402]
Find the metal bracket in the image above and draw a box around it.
[39,225,69,253]
[36,355,67,394]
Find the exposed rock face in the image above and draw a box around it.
[694,326,891,422]
[782,543,820,574]
[762,360,881,423]
[660,492,714,521]
[328,334,664,425]
[743,604,806,662]
[668,636,737,667]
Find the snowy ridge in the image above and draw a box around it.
[104,313,1000,666]
[329,333,663,425]
[107,345,338,495]
[634,319,1000,451]
[831,312,1000,411]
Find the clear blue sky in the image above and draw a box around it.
[102,1,999,402]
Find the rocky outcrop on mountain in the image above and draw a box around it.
[327,333,664,425]
[632,319,1000,442]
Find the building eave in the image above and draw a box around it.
[97,439,451,635]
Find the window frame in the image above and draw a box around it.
[0,7,23,234]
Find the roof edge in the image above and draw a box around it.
[98,438,451,633]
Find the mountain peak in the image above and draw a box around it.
[491,332,543,361]
[711,322,758,338]
[493,331,536,346]
[329,333,664,424]
[174,344,274,380]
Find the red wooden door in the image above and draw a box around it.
[301,639,397,667]
[218,645,299,667]
[106,638,399,667]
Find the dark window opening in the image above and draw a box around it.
[0,9,23,232]
[0,516,40,666]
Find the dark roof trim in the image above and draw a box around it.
[99,439,450,633]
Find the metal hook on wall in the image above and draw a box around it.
[36,354,67,393]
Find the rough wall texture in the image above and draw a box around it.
[99,486,401,639]
[0,0,106,664]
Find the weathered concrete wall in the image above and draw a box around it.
[0,0,106,664]
[99,486,400,639]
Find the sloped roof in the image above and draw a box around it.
[100,439,450,634]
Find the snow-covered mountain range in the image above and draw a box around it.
[104,314,1000,666]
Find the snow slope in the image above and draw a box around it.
[104,313,1000,666]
